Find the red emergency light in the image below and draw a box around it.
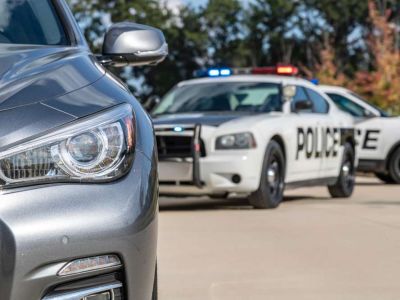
[251,65,298,75]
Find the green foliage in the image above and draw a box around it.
[69,0,207,100]
[202,0,243,65]
[244,0,299,66]
[67,0,399,112]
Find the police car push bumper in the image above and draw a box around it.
[157,123,262,195]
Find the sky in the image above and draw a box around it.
[164,0,252,11]
[164,0,207,11]
[183,0,208,6]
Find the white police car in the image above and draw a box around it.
[152,66,356,208]
[320,85,400,184]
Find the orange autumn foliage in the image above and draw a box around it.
[302,38,348,87]
[303,0,400,114]
[354,1,400,113]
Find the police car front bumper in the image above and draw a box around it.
[159,150,262,196]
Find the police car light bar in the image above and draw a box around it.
[195,65,298,78]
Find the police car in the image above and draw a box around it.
[152,66,356,209]
[320,85,400,184]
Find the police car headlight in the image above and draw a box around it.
[0,104,135,188]
[216,132,256,150]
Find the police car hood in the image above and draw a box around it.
[153,112,278,127]
[0,44,104,112]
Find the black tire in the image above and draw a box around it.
[328,143,355,198]
[387,148,400,184]
[375,172,396,184]
[152,263,158,300]
[249,141,285,209]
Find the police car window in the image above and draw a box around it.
[349,92,390,117]
[306,88,329,114]
[327,93,369,117]
[152,82,282,115]
[291,86,311,113]
[0,0,68,46]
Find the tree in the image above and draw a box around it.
[67,0,400,112]
[303,0,369,74]
[202,0,244,66]
[354,0,400,112]
[68,0,207,100]
[138,5,208,98]
[301,37,348,87]
[244,0,299,66]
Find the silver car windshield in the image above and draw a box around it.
[153,82,282,115]
[0,0,68,46]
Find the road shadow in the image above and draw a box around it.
[159,195,328,212]
[356,181,387,186]
[362,201,400,206]
[159,197,251,211]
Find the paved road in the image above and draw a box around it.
[158,177,400,300]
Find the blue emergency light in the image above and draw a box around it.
[207,68,232,77]
[194,68,233,78]
[220,68,232,76]
[208,69,220,77]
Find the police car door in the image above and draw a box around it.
[304,87,342,179]
[286,86,327,182]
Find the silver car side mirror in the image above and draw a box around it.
[102,22,168,67]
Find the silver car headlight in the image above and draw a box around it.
[0,104,135,188]
[215,132,256,150]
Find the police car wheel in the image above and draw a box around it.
[375,172,396,184]
[387,148,400,184]
[328,143,355,198]
[249,141,285,209]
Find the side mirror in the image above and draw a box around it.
[143,95,161,111]
[363,109,376,118]
[294,100,313,112]
[102,22,168,67]
[283,85,296,101]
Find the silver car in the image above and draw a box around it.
[0,0,167,299]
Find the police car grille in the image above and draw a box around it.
[156,135,206,159]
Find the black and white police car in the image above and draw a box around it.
[152,66,357,209]
[320,85,400,184]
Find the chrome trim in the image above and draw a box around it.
[42,282,122,300]
[57,255,122,277]
[134,42,168,58]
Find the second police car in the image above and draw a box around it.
[151,66,356,209]
[320,85,400,184]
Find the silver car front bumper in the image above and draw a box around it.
[0,150,158,300]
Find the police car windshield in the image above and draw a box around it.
[0,0,68,46]
[153,82,282,115]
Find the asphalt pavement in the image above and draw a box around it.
[158,177,400,300]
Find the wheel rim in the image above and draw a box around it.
[342,155,355,189]
[266,154,283,198]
